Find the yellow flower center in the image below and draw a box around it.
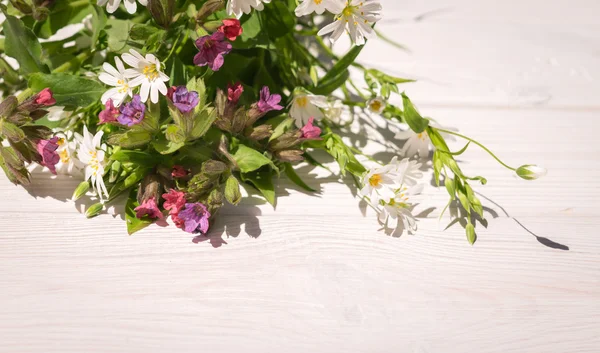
[369,173,382,187]
[369,100,382,112]
[59,149,70,163]
[343,7,353,17]
[314,0,322,4]
[56,138,65,146]
[296,96,308,108]
[417,131,428,141]
[143,65,159,81]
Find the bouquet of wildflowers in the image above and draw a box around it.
[0,0,546,243]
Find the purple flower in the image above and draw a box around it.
[118,95,146,126]
[36,137,60,175]
[300,117,322,140]
[257,86,283,113]
[171,87,200,113]
[177,202,211,234]
[193,32,232,72]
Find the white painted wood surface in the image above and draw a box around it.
[1,1,599,352]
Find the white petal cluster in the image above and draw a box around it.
[99,49,169,105]
[226,0,272,18]
[360,157,425,235]
[97,0,147,14]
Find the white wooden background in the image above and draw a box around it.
[1,1,600,352]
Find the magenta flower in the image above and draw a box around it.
[227,82,243,104]
[118,95,146,126]
[193,32,232,71]
[177,202,211,234]
[36,137,60,175]
[257,86,283,113]
[171,87,200,113]
[300,117,322,140]
[134,197,163,220]
[98,99,120,124]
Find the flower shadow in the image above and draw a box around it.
[194,203,262,248]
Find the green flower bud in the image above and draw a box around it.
[516,165,547,180]
[85,203,104,218]
[465,223,476,245]
[0,96,18,118]
[0,119,26,142]
[72,181,91,201]
[147,0,174,28]
[275,149,304,162]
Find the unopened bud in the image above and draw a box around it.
[516,165,547,180]
[269,130,302,151]
[202,160,227,176]
[465,223,476,245]
[0,119,26,142]
[0,96,18,118]
[147,0,175,28]
[72,181,91,201]
[85,203,104,218]
[196,0,225,22]
[274,149,304,162]
[247,124,273,141]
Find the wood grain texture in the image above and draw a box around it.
[1,1,600,352]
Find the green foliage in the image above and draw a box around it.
[2,12,48,75]
[28,73,104,106]
[232,144,276,173]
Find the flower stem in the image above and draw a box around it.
[16,88,33,103]
[374,29,410,52]
[435,128,517,171]
[53,51,91,73]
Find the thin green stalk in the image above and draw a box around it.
[436,128,517,171]
[53,51,91,73]
[375,29,409,52]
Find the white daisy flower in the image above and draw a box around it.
[391,158,423,186]
[377,183,424,236]
[226,0,271,18]
[289,92,329,127]
[55,131,84,176]
[367,96,386,114]
[122,49,169,104]
[97,0,147,14]
[323,100,345,124]
[295,0,344,16]
[360,158,400,204]
[395,123,456,159]
[98,56,132,107]
[75,126,109,201]
[318,0,382,46]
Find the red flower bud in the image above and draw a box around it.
[218,19,243,41]
[34,88,56,106]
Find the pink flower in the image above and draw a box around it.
[171,165,188,178]
[162,189,186,214]
[36,137,60,175]
[227,82,243,104]
[98,99,120,124]
[166,86,177,101]
[193,32,232,71]
[300,117,322,140]
[34,88,56,106]
[162,189,187,230]
[134,197,163,219]
[218,19,243,41]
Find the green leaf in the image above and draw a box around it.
[401,93,430,133]
[36,1,91,39]
[110,150,158,167]
[105,19,141,54]
[90,5,108,47]
[189,108,217,140]
[165,124,186,144]
[268,117,295,142]
[242,169,276,206]
[152,135,185,155]
[108,129,153,148]
[315,45,364,95]
[2,13,48,75]
[125,189,153,235]
[224,175,242,205]
[28,73,104,106]
[233,144,276,173]
[262,2,295,39]
[284,163,316,192]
